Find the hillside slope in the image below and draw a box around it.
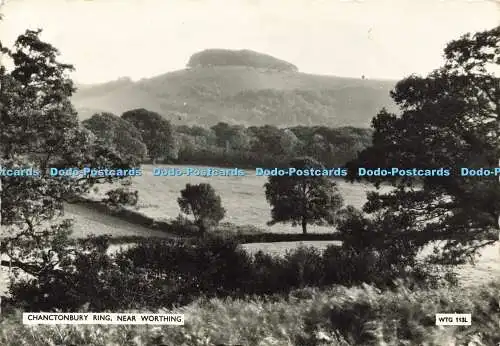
[72,50,398,127]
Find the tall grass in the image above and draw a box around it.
[1,280,498,346]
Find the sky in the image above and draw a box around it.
[0,0,498,84]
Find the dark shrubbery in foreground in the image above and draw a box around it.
[2,281,498,345]
[8,234,457,313]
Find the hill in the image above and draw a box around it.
[72,50,399,127]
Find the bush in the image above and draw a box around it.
[9,232,456,313]
[169,213,200,235]
[251,251,288,294]
[103,187,139,207]
[9,236,131,312]
[177,183,226,233]
[250,246,325,295]
[281,246,325,288]
[334,206,438,287]
[113,235,255,306]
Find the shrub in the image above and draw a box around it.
[103,187,139,207]
[169,213,200,235]
[10,235,252,311]
[281,245,324,288]
[9,236,130,312]
[9,231,456,313]
[251,250,288,294]
[178,183,226,233]
[334,206,442,288]
[114,235,255,304]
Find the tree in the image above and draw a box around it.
[248,125,289,162]
[211,122,233,147]
[121,108,174,164]
[264,157,344,234]
[177,183,226,233]
[228,125,251,151]
[280,128,302,155]
[346,25,500,264]
[0,29,138,283]
[82,112,148,165]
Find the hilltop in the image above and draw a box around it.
[72,49,398,127]
[187,49,298,72]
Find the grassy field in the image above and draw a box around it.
[63,203,173,239]
[85,164,384,234]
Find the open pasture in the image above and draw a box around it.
[86,164,386,233]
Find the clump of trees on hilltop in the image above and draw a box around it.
[187,49,299,72]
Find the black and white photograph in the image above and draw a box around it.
[0,0,499,345]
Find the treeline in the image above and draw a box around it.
[82,108,373,168]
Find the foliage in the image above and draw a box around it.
[5,264,497,345]
[9,236,122,312]
[121,108,174,163]
[103,186,139,208]
[84,116,372,169]
[333,206,443,289]
[8,231,458,313]
[0,29,139,287]
[8,235,251,311]
[247,124,296,161]
[187,48,299,72]
[177,183,226,233]
[346,25,500,264]
[170,122,373,170]
[82,112,148,165]
[292,125,372,166]
[264,157,344,234]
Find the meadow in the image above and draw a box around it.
[84,164,382,234]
